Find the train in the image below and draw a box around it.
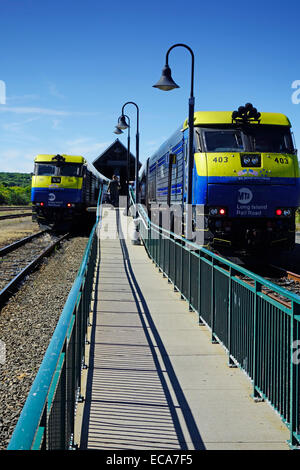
[139,103,300,254]
[31,154,109,231]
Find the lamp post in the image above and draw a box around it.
[115,114,130,214]
[116,102,139,219]
[153,43,195,239]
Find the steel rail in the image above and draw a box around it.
[0,233,69,308]
[270,264,300,283]
[0,213,32,221]
[0,230,48,256]
[0,206,31,211]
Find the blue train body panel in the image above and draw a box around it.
[31,187,82,206]
[206,182,299,217]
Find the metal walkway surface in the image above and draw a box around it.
[76,208,290,450]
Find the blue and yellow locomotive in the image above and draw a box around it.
[31,154,109,231]
[140,104,300,253]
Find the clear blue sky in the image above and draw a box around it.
[0,0,299,173]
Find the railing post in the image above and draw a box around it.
[227,266,236,367]
[180,240,184,299]
[198,253,204,325]
[251,280,264,401]
[289,301,300,448]
[188,249,192,311]
[211,257,217,343]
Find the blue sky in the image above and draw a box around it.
[0,0,299,173]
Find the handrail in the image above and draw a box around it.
[7,186,105,450]
[130,188,300,305]
[132,188,300,448]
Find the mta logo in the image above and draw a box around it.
[292,80,300,104]
[238,187,253,204]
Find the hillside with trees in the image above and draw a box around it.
[0,172,32,205]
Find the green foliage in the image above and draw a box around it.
[0,184,31,205]
[0,172,31,188]
[0,172,32,205]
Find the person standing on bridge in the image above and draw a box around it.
[108,175,121,207]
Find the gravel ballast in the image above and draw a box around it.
[0,235,89,449]
[0,219,40,249]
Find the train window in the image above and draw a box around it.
[203,129,244,152]
[35,163,56,176]
[59,164,81,176]
[245,126,294,153]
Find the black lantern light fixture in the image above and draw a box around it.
[114,103,139,219]
[117,114,129,130]
[113,114,130,212]
[153,64,180,91]
[113,126,123,135]
[153,43,195,239]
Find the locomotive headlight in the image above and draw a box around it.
[241,154,261,167]
[209,208,218,216]
[275,208,292,217]
[209,207,227,216]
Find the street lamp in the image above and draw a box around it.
[114,114,130,214]
[153,43,195,239]
[115,102,139,218]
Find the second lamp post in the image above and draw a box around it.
[116,101,139,217]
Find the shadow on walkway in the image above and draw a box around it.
[79,210,205,450]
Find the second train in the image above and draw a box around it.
[139,103,300,254]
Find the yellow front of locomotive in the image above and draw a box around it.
[188,107,300,251]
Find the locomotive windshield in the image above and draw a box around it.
[35,163,82,176]
[60,164,81,176]
[200,125,295,154]
[35,163,56,176]
[203,129,244,152]
[245,126,294,153]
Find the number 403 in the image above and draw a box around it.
[212,156,228,163]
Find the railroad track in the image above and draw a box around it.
[269,264,300,283]
[212,251,300,310]
[235,263,300,310]
[0,231,69,308]
[0,213,32,221]
[0,206,32,211]
[0,230,48,255]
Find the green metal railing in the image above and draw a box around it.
[130,189,300,448]
[7,188,105,450]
